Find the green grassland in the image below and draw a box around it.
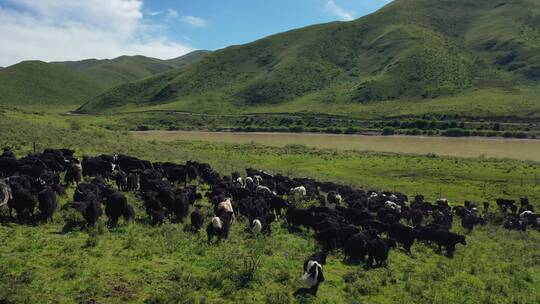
[1,110,540,303]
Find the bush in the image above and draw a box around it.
[414,119,429,129]
[325,128,342,134]
[443,128,470,137]
[406,129,421,135]
[382,127,395,135]
[136,125,149,131]
[513,132,527,139]
[288,126,304,133]
[344,127,358,134]
[503,132,527,138]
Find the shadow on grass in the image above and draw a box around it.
[59,219,86,234]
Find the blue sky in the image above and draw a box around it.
[0,0,391,66]
[142,0,391,50]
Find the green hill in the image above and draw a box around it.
[78,0,540,119]
[164,50,213,67]
[0,51,210,111]
[0,61,106,111]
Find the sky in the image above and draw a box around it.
[0,0,392,67]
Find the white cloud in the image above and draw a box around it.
[181,15,208,28]
[325,0,355,21]
[0,0,194,66]
[166,8,178,19]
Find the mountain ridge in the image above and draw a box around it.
[78,0,540,119]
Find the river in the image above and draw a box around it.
[132,131,540,162]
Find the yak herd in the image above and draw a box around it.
[0,147,539,296]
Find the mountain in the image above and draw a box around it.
[165,50,212,68]
[78,0,540,119]
[0,51,211,111]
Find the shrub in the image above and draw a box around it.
[344,127,358,134]
[414,119,429,129]
[443,128,470,137]
[513,132,527,139]
[382,127,395,135]
[289,126,304,133]
[406,129,421,135]
[136,125,149,131]
[325,128,342,134]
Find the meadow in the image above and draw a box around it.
[1,109,540,303]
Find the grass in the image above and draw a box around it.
[1,110,540,303]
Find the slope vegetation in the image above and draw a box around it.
[0,51,210,111]
[79,0,540,118]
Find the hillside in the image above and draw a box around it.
[164,50,213,67]
[78,0,540,118]
[0,61,106,110]
[0,51,210,111]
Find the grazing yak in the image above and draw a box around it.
[8,187,37,220]
[82,156,115,178]
[64,162,82,186]
[290,186,307,201]
[344,230,378,262]
[1,147,16,160]
[286,206,315,230]
[71,192,103,227]
[327,191,342,205]
[104,192,134,226]
[300,252,327,296]
[0,181,12,208]
[388,223,418,253]
[217,198,235,224]
[114,169,128,191]
[207,211,234,243]
[38,186,57,222]
[127,173,138,191]
[190,205,205,231]
[367,237,396,268]
[251,213,275,236]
